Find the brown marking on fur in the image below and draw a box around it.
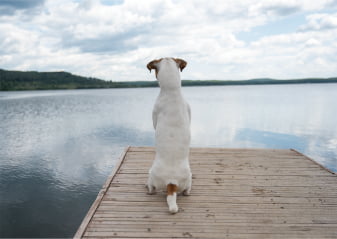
[147,58,187,78]
[173,58,187,72]
[146,58,162,78]
[167,183,178,195]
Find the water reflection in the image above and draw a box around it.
[184,84,337,171]
[234,128,307,149]
[0,89,157,237]
[0,163,99,237]
[0,85,337,237]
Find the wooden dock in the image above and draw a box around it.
[74,147,337,239]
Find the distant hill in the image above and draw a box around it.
[1,69,337,91]
[0,69,158,90]
[181,77,337,86]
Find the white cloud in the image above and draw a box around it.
[0,0,337,81]
[299,13,337,31]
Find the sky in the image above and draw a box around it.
[1,0,337,81]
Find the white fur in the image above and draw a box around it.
[147,58,192,213]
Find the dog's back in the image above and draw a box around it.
[154,86,191,162]
[147,58,192,213]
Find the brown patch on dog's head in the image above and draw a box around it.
[173,58,187,72]
[147,58,187,78]
[146,58,162,78]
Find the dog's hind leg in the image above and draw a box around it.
[183,174,192,196]
[182,188,191,196]
[146,177,156,195]
[147,185,156,195]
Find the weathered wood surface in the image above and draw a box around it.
[74,147,337,239]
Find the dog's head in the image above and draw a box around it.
[147,57,187,79]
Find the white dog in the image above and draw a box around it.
[146,57,192,214]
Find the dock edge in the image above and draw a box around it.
[73,146,130,239]
[290,148,335,175]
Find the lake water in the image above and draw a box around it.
[1,84,337,237]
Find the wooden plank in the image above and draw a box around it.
[75,147,337,239]
[83,231,337,239]
[84,224,337,233]
[73,146,130,239]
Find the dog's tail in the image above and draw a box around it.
[167,183,178,214]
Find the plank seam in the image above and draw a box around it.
[73,146,130,238]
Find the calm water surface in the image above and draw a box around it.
[1,84,337,237]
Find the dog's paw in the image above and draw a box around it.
[169,205,179,214]
[146,185,156,195]
[147,191,156,195]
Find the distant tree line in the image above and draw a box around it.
[1,69,337,91]
[0,69,156,90]
[181,78,337,86]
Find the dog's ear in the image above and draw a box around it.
[147,59,161,73]
[174,58,187,72]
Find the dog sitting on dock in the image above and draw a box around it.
[146,57,192,214]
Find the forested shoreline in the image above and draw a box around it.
[1,69,337,91]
